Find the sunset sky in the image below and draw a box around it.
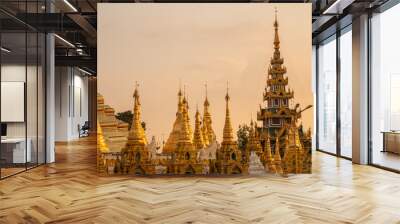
[98,3,312,142]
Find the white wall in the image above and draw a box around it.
[1,65,26,139]
[72,73,89,138]
[55,66,69,141]
[1,65,39,138]
[55,67,89,141]
[1,63,46,164]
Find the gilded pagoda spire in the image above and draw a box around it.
[162,86,186,153]
[216,82,248,174]
[254,119,259,138]
[123,83,156,175]
[179,86,192,144]
[295,124,302,147]
[273,136,283,174]
[127,82,146,145]
[246,119,262,152]
[249,119,254,139]
[289,118,304,173]
[204,83,210,107]
[178,86,184,113]
[222,82,234,143]
[273,137,281,161]
[182,87,193,141]
[258,7,293,140]
[201,119,210,146]
[202,83,216,143]
[273,7,280,53]
[263,132,276,173]
[264,133,272,159]
[270,8,285,75]
[193,105,205,150]
[179,114,192,143]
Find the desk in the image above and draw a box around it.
[382,131,400,154]
[1,138,31,164]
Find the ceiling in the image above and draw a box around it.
[0,0,391,75]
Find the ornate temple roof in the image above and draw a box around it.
[257,8,302,134]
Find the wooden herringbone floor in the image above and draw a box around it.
[1,136,400,224]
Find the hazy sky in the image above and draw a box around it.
[98,3,312,142]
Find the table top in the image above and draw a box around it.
[381,131,400,134]
[1,138,29,143]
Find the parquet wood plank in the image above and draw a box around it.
[0,136,399,224]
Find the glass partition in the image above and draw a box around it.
[371,4,400,171]
[0,31,28,177]
[317,35,337,154]
[339,27,352,158]
[0,2,46,179]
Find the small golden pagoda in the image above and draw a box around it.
[281,119,305,173]
[243,120,263,168]
[246,120,262,154]
[201,122,210,146]
[163,87,206,174]
[163,88,185,154]
[215,85,248,175]
[122,84,155,175]
[182,90,193,141]
[272,137,283,175]
[301,128,312,173]
[166,129,206,175]
[262,133,276,173]
[193,106,205,150]
[202,84,216,145]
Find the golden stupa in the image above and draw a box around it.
[262,133,276,173]
[202,84,216,144]
[193,106,205,150]
[162,88,185,154]
[182,87,193,142]
[246,120,263,154]
[159,86,208,174]
[215,85,248,175]
[122,84,156,175]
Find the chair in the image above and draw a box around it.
[79,121,90,138]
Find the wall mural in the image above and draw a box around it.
[97,5,312,176]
